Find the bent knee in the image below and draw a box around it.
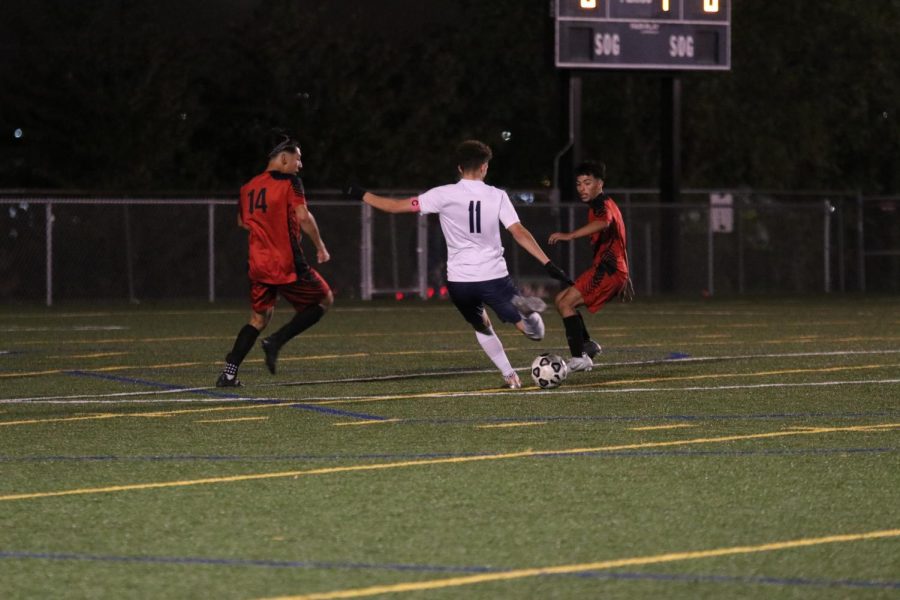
[555,289,574,309]
[554,289,567,306]
[249,309,272,330]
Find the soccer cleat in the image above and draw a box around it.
[216,372,242,387]
[512,295,547,316]
[261,337,280,375]
[504,372,522,389]
[522,313,545,341]
[566,354,593,373]
[582,339,602,359]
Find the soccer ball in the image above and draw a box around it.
[531,353,568,389]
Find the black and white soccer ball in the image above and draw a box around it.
[530,353,568,389]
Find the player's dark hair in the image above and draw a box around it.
[456,140,492,172]
[268,130,300,157]
[575,160,606,181]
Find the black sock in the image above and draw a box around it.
[577,311,591,341]
[563,315,585,357]
[268,305,325,348]
[225,324,260,367]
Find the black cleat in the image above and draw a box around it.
[261,337,280,375]
[216,372,242,387]
[582,339,602,359]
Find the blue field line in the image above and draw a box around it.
[0,550,498,574]
[64,370,387,421]
[65,370,244,398]
[1,447,894,464]
[0,550,897,590]
[0,451,485,463]
[286,403,389,420]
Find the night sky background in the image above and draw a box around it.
[1,0,898,195]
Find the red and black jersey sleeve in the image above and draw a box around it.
[290,175,306,206]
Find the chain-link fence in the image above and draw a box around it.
[1,189,897,305]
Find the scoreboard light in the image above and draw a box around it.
[555,0,731,71]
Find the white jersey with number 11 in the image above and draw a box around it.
[417,179,521,283]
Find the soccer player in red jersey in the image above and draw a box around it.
[548,161,634,373]
[216,133,333,387]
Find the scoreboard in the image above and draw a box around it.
[555,0,731,71]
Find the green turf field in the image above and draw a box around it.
[1,296,898,599]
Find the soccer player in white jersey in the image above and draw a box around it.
[346,140,573,389]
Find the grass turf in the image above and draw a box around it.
[0,296,898,599]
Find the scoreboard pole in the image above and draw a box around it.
[660,76,681,293]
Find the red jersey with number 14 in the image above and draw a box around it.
[239,171,309,284]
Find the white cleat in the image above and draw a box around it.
[512,295,547,315]
[566,354,594,373]
[522,313,545,341]
[503,372,522,389]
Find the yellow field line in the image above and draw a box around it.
[629,423,696,431]
[333,419,402,427]
[476,422,547,429]
[0,350,452,379]
[582,362,900,389]
[0,422,895,502]
[195,416,269,424]
[0,363,206,379]
[260,528,900,600]
[48,352,129,359]
[0,413,123,426]
[5,342,899,380]
[0,403,294,427]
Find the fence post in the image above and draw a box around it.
[208,203,216,303]
[823,200,832,293]
[856,193,866,292]
[389,213,399,291]
[644,221,653,296]
[360,202,373,300]
[45,202,54,307]
[737,203,744,294]
[123,205,137,303]
[837,197,845,292]
[417,213,428,299]
[44,202,55,306]
[707,205,715,296]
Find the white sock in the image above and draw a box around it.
[521,313,545,341]
[475,329,514,376]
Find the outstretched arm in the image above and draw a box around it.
[508,223,575,286]
[507,222,550,264]
[548,219,608,244]
[363,192,421,214]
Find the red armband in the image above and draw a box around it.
[409,197,421,212]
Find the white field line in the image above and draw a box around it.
[1,348,898,405]
[275,377,900,404]
[253,348,900,389]
[2,348,900,404]
[2,348,899,403]
[2,378,899,406]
